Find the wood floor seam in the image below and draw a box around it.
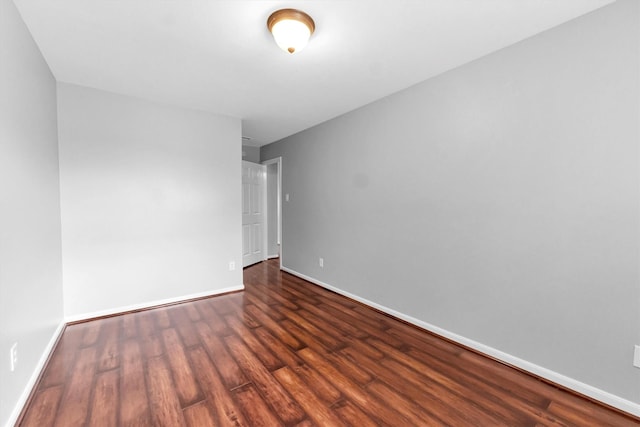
[16,258,640,427]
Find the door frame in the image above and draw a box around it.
[262,156,282,269]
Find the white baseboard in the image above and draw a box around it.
[6,284,244,427]
[6,320,66,427]
[64,284,244,323]
[281,266,640,418]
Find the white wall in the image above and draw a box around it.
[0,0,64,425]
[57,83,243,318]
[262,0,640,409]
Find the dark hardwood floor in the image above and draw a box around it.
[19,258,640,426]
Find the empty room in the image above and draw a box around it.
[1,0,640,425]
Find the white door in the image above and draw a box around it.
[242,161,267,267]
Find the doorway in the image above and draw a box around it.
[262,157,282,266]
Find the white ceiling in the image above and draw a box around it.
[14,0,614,146]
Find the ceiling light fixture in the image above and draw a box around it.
[267,9,315,54]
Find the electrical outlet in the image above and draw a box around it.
[634,345,640,369]
[10,342,17,372]
[285,193,290,202]
[229,261,236,271]
[319,257,324,268]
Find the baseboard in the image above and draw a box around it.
[6,320,66,427]
[6,284,244,426]
[64,284,244,323]
[281,266,640,418]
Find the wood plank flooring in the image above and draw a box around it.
[19,259,640,426]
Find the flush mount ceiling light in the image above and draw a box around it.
[267,8,315,54]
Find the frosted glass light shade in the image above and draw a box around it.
[271,19,311,54]
[268,9,315,54]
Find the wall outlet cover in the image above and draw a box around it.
[10,342,18,372]
[634,345,640,368]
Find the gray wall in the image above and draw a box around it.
[58,83,243,317]
[262,0,640,404]
[242,145,260,163]
[0,0,64,424]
